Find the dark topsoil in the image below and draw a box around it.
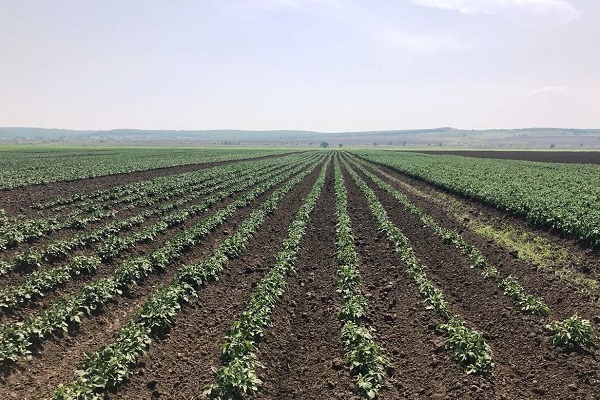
[110,160,333,399]
[0,152,295,215]
[345,159,600,399]
[0,160,317,400]
[1,152,599,400]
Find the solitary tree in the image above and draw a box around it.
[320,142,329,148]
[338,143,343,148]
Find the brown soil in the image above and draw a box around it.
[0,161,292,261]
[255,160,357,400]
[0,152,295,215]
[110,160,324,400]
[0,184,250,326]
[354,161,600,319]
[0,163,315,400]
[341,165,489,399]
[413,150,600,164]
[346,161,600,399]
[1,152,599,400]
[356,155,599,262]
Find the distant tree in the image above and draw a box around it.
[320,142,329,148]
[550,144,555,149]
[338,143,343,148]
[402,141,406,146]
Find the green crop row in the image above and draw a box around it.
[333,157,387,399]
[343,159,493,375]
[34,152,312,211]
[0,156,307,275]
[51,159,323,400]
[351,157,597,351]
[0,147,295,190]
[349,158,550,316]
[353,151,600,248]
[0,209,115,252]
[205,161,328,399]
[0,154,311,254]
[94,159,304,262]
[0,161,309,311]
[0,159,317,365]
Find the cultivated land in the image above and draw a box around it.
[414,150,600,165]
[0,148,598,400]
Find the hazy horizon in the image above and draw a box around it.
[2,1,599,131]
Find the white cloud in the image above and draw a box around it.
[222,0,345,17]
[410,0,581,22]
[527,85,567,96]
[376,25,469,54]
[222,0,469,55]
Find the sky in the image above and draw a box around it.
[1,0,599,131]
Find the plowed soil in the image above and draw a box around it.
[0,152,293,215]
[1,152,599,400]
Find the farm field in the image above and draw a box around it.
[413,150,600,165]
[0,147,294,191]
[0,148,598,399]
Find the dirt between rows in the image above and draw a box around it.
[412,150,600,164]
[0,162,319,400]
[2,152,600,400]
[347,162,600,399]
[341,165,485,399]
[0,162,295,263]
[0,181,255,326]
[111,160,328,399]
[0,152,297,215]
[356,161,599,321]
[358,156,599,269]
[255,160,357,400]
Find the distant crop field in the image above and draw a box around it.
[413,149,600,164]
[0,147,293,190]
[0,149,598,399]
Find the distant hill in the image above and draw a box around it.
[1,127,599,149]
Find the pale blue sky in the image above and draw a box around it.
[1,0,599,131]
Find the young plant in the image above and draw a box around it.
[547,315,596,351]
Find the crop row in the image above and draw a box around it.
[348,157,551,316]
[0,155,306,272]
[0,154,311,252]
[0,160,311,311]
[93,158,305,262]
[353,151,600,248]
[51,159,326,399]
[0,209,116,252]
[33,152,310,212]
[0,155,308,274]
[342,159,494,375]
[0,147,293,190]
[333,157,387,399]
[205,161,328,399]
[0,157,321,365]
[349,157,597,351]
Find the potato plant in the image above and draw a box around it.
[333,158,387,399]
[51,160,323,399]
[350,159,551,316]
[343,159,493,375]
[205,162,328,399]
[0,161,313,365]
